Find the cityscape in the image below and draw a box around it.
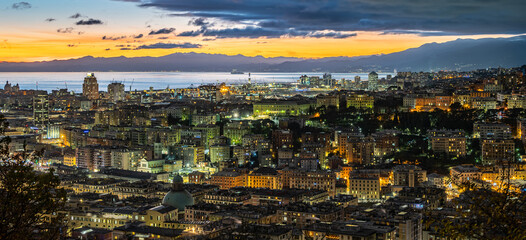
[1,1,526,240]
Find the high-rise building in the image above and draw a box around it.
[107,82,125,102]
[33,94,49,127]
[82,73,99,100]
[354,76,361,83]
[367,71,378,91]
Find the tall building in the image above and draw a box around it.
[107,82,125,102]
[354,76,361,84]
[82,73,99,100]
[33,94,49,127]
[393,165,427,187]
[367,71,378,91]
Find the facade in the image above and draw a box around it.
[450,165,481,185]
[316,94,340,109]
[481,139,515,165]
[393,165,427,187]
[367,71,378,91]
[428,129,467,157]
[107,82,125,102]
[348,177,381,201]
[82,73,100,100]
[346,94,374,109]
[473,122,512,139]
[253,99,315,116]
[33,94,49,127]
[224,121,251,145]
[210,171,246,189]
[209,144,231,163]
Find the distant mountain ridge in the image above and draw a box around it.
[1,36,526,72]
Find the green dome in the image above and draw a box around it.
[162,190,194,211]
[162,174,194,211]
[173,175,183,183]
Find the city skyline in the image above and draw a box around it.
[1,0,525,62]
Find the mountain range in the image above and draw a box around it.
[1,36,526,72]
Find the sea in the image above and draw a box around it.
[0,72,394,92]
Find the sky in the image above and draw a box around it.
[1,0,525,62]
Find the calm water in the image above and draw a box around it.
[0,72,393,92]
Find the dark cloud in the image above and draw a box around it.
[148,28,176,35]
[133,34,144,38]
[157,36,169,39]
[102,35,127,40]
[202,38,216,41]
[76,18,104,25]
[45,18,56,22]
[67,44,77,47]
[380,30,462,37]
[105,48,111,51]
[178,26,356,39]
[12,2,31,10]
[135,42,202,49]
[119,0,526,35]
[120,48,132,50]
[188,18,213,29]
[57,28,74,34]
[69,13,83,19]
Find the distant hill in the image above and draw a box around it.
[1,36,525,72]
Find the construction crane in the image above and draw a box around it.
[129,78,134,92]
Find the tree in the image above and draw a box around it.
[0,115,67,240]
[449,102,463,111]
[427,172,526,239]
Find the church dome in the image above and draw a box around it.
[162,175,194,211]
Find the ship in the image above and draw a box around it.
[231,69,244,74]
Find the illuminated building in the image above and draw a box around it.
[223,121,251,145]
[372,130,399,159]
[107,82,125,102]
[345,138,370,165]
[285,170,336,197]
[367,71,378,91]
[63,151,76,167]
[253,99,315,116]
[193,124,220,148]
[471,97,497,110]
[303,221,395,240]
[247,167,280,189]
[278,202,344,228]
[393,165,427,187]
[191,114,219,126]
[428,129,467,157]
[82,73,100,100]
[209,144,231,163]
[33,94,49,127]
[203,189,251,205]
[210,171,246,189]
[473,122,512,139]
[348,177,380,201]
[346,94,374,109]
[188,171,206,184]
[76,146,112,171]
[481,139,515,165]
[316,94,340,109]
[507,95,526,109]
[450,165,481,185]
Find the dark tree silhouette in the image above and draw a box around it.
[0,115,67,240]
